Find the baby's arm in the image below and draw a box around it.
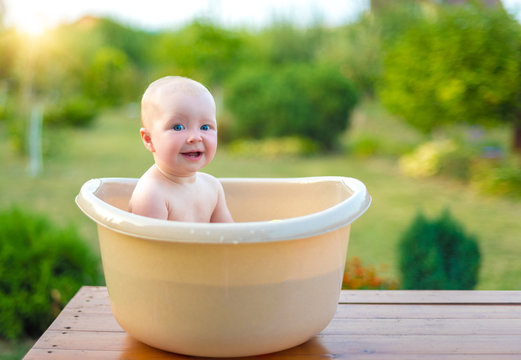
[129,183,169,220]
[210,181,234,223]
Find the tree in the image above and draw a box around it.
[152,20,246,87]
[83,46,139,107]
[379,4,521,152]
[399,209,480,290]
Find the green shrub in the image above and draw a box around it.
[399,139,458,178]
[399,139,477,180]
[0,208,101,339]
[437,145,475,181]
[399,209,480,290]
[44,96,97,128]
[471,157,521,198]
[224,63,358,150]
[348,134,382,158]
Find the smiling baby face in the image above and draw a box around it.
[139,76,218,178]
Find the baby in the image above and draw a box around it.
[128,76,233,223]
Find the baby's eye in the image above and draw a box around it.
[173,124,185,131]
[200,124,210,131]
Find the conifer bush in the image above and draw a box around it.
[399,209,480,290]
[0,208,101,339]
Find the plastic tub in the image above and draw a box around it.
[76,176,371,357]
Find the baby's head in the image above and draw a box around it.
[139,76,218,178]
[141,76,215,128]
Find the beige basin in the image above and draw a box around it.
[76,177,370,357]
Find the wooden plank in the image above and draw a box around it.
[47,308,521,335]
[62,303,113,314]
[333,304,521,319]
[32,330,134,352]
[306,334,521,355]
[30,330,521,355]
[339,290,521,304]
[323,318,521,335]
[23,348,521,360]
[48,312,123,332]
[62,287,111,309]
[24,349,175,360]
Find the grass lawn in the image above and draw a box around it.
[2,104,521,291]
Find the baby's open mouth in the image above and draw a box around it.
[182,151,203,158]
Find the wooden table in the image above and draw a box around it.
[24,286,521,359]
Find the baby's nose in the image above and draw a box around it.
[187,130,203,143]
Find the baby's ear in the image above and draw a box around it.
[140,128,155,152]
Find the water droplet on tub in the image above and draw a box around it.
[219,235,225,243]
[189,229,195,235]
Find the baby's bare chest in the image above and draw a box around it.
[165,184,218,222]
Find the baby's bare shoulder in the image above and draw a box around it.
[136,177,164,196]
[129,174,170,218]
[130,172,166,206]
[197,172,221,188]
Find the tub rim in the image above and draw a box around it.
[76,176,370,244]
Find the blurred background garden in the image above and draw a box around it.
[2,0,521,357]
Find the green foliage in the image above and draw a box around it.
[370,0,426,46]
[471,157,521,198]
[91,18,156,68]
[399,139,460,178]
[0,208,101,339]
[319,18,382,98]
[152,20,246,86]
[44,96,97,128]
[399,209,480,290]
[83,46,139,107]
[224,63,358,150]
[348,134,384,158]
[321,2,424,98]
[7,17,147,121]
[256,20,326,66]
[398,134,521,194]
[380,4,521,134]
